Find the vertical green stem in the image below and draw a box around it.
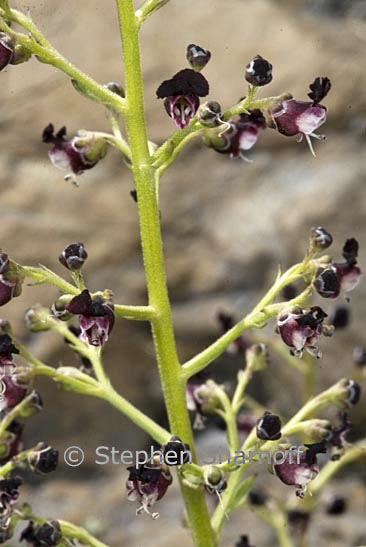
[115,2,216,545]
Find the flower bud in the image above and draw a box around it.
[20,520,62,547]
[353,346,366,368]
[306,419,332,442]
[51,294,73,321]
[325,495,347,515]
[18,391,43,418]
[310,226,333,253]
[197,101,223,128]
[11,43,32,65]
[59,242,88,271]
[256,411,282,441]
[246,343,268,372]
[245,55,273,86]
[204,466,227,494]
[162,436,191,466]
[104,81,125,97]
[28,443,58,474]
[186,43,211,72]
[25,305,53,332]
[0,319,12,336]
[0,421,24,465]
[195,379,225,415]
[328,378,361,408]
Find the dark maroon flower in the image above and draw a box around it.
[0,33,14,71]
[186,44,211,72]
[256,412,282,441]
[269,77,331,156]
[162,436,191,466]
[59,242,88,271]
[245,55,272,87]
[277,306,328,358]
[0,375,29,411]
[28,442,58,474]
[0,252,23,307]
[0,421,24,465]
[235,535,255,547]
[42,124,107,175]
[314,238,361,299]
[0,334,29,411]
[0,476,22,533]
[20,520,62,547]
[156,68,209,128]
[66,289,114,346]
[325,495,347,515]
[205,109,266,160]
[217,311,247,354]
[126,461,172,519]
[273,442,327,498]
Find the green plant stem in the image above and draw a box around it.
[114,3,217,544]
[0,393,36,437]
[254,504,294,547]
[182,263,313,379]
[135,0,171,27]
[0,448,32,477]
[16,342,170,444]
[303,352,315,402]
[21,265,155,321]
[232,367,253,414]
[0,8,126,113]
[211,379,349,532]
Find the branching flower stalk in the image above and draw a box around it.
[0,1,363,547]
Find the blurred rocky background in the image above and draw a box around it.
[0,0,365,545]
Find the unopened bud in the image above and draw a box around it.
[245,55,273,86]
[310,226,333,253]
[25,305,52,332]
[246,343,269,372]
[186,43,211,71]
[59,242,88,271]
[104,81,125,97]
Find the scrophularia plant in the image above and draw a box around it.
[0,1,364,546]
